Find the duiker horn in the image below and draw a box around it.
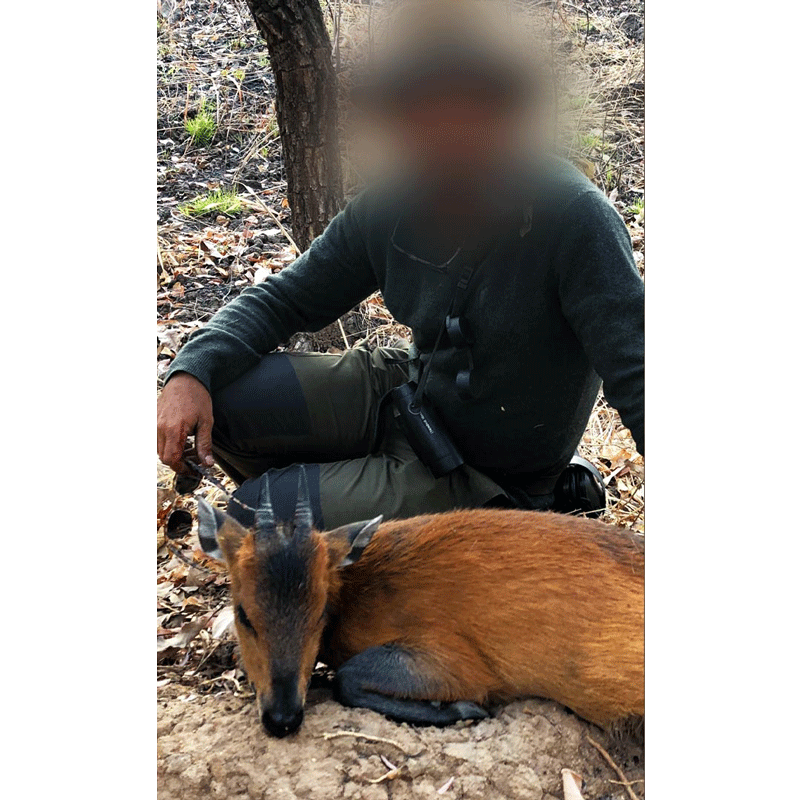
[294,467,313,536]
[255,471,276,541]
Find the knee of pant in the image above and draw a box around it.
[228,464,324,529]
[210,353,313,445]
[386,455,441,496]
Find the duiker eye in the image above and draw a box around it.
[236,604,257,635]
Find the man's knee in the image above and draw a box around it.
[228,464,325,529]
[211,353,314,448]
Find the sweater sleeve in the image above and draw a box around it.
[554,190,645,454]
[165,197,378,394]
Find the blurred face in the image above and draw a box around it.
[389,81,525,197]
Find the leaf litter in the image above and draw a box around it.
[157,1,645,797]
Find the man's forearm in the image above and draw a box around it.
[165,199,379,394]
[164,292,282,393]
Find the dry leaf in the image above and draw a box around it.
[253,266,271,284]
[200,239,224,259]
[219,669,241,690]
[211,606,235,640]
[157,488,175,529]
[156,613,212,652]
[561,768,585,800]
[167,562,189,584]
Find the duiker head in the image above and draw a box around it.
[197,470,381,737]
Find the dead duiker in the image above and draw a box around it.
[198,470,643,737]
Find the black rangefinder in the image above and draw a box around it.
[389,382,465,478]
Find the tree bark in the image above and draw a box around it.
[245,0,343,253]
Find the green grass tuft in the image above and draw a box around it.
[579,133,600,151]
[627,198,644,216]
[185,100,216,146]
[578,131,614,156]
[179,188,242,217]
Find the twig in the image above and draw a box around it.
[183,458,258,513]
[366,756,403,784]
[587,736,641,800]
[366,767,403,784]
[164,541,216,574]
[611,779,645,786]
[337,317,351,349]
[321,731,421,756]
[183,81,191,123]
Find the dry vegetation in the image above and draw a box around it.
[157,2,644,796]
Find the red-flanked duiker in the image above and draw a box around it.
[197,469,643,738]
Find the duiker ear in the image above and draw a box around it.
[327,516,383,568]
[196,498,228,561]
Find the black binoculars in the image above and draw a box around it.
[389,381,465,478]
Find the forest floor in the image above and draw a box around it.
[157,2,645,798]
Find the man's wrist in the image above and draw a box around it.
[163,365,213,394]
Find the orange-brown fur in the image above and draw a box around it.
[323,509,643,727]
[220,508,643,728]
[216,523,331,709]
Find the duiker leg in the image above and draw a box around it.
[334,645,489,726]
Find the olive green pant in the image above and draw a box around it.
[210,347,508,530]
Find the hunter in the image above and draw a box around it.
[157,5,644,528]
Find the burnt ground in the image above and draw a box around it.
[157,2,645,798]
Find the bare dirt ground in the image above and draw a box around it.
[157,2,645,797]
[158,692,643,800]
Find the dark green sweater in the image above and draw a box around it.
[167,159,644,480]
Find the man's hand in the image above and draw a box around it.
[157,373,215,473]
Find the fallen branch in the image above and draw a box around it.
[587,736,641,800]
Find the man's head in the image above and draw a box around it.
[350,1,548,210]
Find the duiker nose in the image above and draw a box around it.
[261,705,304,738]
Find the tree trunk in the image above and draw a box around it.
[245,0,343,253]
